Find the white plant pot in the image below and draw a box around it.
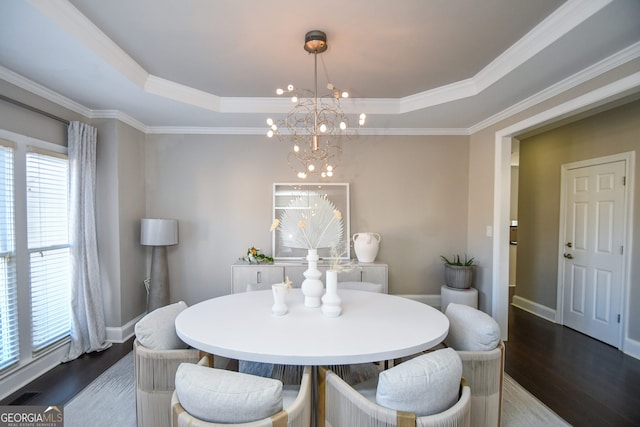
[353,232,381,263]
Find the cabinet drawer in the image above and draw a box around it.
[284,266,361,287]
[231,265,284,293]
[361,265,388,293]
[336,269,361,282]
[231,263,388,294]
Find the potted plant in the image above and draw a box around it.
[440,254,475,289]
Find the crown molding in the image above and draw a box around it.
[3,40,637,137]
[400,0,613,111]
[89,109,147,132]
[0,65,147,132]
[4,0,638,138]
[25,0,613,116]
[144,126,470,136]
[494,71,640,142]
[0,65,92,117]
[474,0,613,92]
[144,75,221,111]
[469,41,640,134]
[28,0,148,88]
[147,0,612,114]
[397,79,478,114]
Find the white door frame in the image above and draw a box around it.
[555,152,635,349]
[491,72,640,346]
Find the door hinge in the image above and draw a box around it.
[617,314,621,323]
[621,246,624,255]
[623,176,626,186]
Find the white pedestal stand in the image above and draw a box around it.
[440,285,478,313]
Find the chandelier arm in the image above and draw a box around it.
[267,30,364,179]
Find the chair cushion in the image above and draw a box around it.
[444,303,501,351]
[134,301,189,350]
[376,348,462,416]
[175,363,283,423]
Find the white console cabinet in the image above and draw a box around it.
[231,262,388,294]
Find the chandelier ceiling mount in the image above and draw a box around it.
[304,30,328,54]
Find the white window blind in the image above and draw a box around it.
[26,150,70,352]
[0,142,18,371]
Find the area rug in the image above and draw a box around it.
[64,352,570,427]
[501,375,571,426]
[64,353,135,427]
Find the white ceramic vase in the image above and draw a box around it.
[301,249,324,307]
[353,232,381,263]
[321,270,342,317]
[271,284,288,316]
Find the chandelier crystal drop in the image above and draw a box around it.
[266,30,366,179]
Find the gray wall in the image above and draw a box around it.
[0,81,78,145]
[3,57,638,349]
[516,99,640,339]
[94,119,147,329]
[144,133,470,304]
[466,58,640,343]
[0,84,147,333]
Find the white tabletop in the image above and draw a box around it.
[175,289,449,366]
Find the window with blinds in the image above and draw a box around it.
[26,150,70,352]
[0,143,18,371]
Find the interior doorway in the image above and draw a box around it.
[491,75,640,343]
[557,155,630,347]
[508,141,519,304]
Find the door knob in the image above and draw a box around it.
[566,242,573,248]
[564,253,573,259]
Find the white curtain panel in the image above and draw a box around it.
[65,121,111,361]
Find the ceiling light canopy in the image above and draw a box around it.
[267,30,366,179]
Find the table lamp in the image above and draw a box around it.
[140,218,178,312]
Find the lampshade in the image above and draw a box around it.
[140,218,178,246]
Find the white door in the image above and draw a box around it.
[560,159,625,347]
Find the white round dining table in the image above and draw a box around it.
[175,289,449,366]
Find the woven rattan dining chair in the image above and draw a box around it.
[171,355,312,427]
[134,339,200,427]
[319,365,471,427]
[134,301,231,427]
[444,303,505,427]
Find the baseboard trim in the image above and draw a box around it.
[511,295,556,323]
[623,337,640,361]
[0,344,69,402]
[106,313,144,343]
[2,313,143,402]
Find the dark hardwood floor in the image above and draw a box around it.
[2,308,640,426]
[0,336,134,406]
[506,305,640,427]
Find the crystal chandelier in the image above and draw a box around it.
[267,30,366,179]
